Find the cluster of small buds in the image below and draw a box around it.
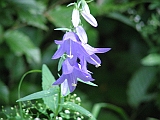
[52,0,111,96]
[59,94,84,119]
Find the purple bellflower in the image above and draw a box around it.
[52,32,111,67]
[53,59,94,96]
[52,31,111,95]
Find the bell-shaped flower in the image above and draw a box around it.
[76,26,88,44]
[81,11,98,27]
[72,8,80,27]
[53,59,94,96]
[52,32,111,67]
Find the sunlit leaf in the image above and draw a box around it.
[127,67,157,108]
[62,102,96,120]
[16,87,59,102]
[77,78,98,87]
[141,54,160,66]
[4,30,41,64]
[42,64,63,113]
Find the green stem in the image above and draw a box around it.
[54,86,61,120]
[91,103,129,120]
[17,70,41,118]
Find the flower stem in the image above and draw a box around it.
[17,70,41,118]
[54,86,61,120]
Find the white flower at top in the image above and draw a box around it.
[72,8,80,27]
[80,0,98,27]
[71,0,98,28]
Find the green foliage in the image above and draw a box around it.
[0,80,9,104]
[47,6,73,28]
[1,0,160,119]
[91,103,129,120]
[16,87,59,102]
[42,64,63,113]
[4,30,41,64]
[62,102,96,120]
[127,67,157,108]
[141,54,160,66]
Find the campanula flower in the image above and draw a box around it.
[53,59,94,96]
[52,32,110,67]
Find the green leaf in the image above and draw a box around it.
[54,28,71,31]
[16,87,59,102]
[47,6,73,28]
[0,25,3,44]
[18,10,47,30]
[4,30,41,64]
[58,55,65,71]
[141,54,160,66]
[77,78,98,87]
[42,64,63,113]
[0,80,9,104]
[127,67,157,108]
[42,64,57,90]
[9,0,47,30]
[91,103,129,120]
[62,102,96,120]
[107,12,135,28]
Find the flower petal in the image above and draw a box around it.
[72,8,80,27]
[53,75,65,85]
[81,0,90,14]
[52,44,65,59]
[82,44,111,54]
[76,26,88,43]
[67,74,77,92]
[86,54,101,66]
[61,79,69,96]
[63,32,80,42]
[62,59,73,74]
[81,11,98,27]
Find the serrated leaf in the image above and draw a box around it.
[62,102,96,120]
[141,54,160,66]
[16,87,59,102]
[47,6,73,27]
[42,64,63,113]
[42,64,57,90]
[127,67,157,108]
[78,78,98,87]
[4,30,41,64]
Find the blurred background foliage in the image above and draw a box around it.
[0,0,160,119]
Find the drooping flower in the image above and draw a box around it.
[53,59,94,96]
[52,32,111,67]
